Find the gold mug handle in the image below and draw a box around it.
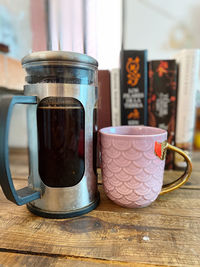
[155,141,192,195]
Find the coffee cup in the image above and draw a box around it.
[99,126,192,208]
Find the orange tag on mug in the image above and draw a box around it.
[155,141,162,159]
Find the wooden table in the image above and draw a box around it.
[0,150,200,266]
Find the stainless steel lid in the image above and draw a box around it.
[22,51,98,69]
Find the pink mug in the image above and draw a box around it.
[99,126,192,208]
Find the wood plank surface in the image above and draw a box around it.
[0,252,167,267]
[1,150,199,266]
[0,182,200,266]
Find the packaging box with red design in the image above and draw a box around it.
[148,60,178,169]
[120,50,148,126]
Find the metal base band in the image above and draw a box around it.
[26,192,100,219]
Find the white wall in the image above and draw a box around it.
[0,0,32,59]
[0,0,31,148]
[124,0,200,60]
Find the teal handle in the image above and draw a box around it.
[0,95,41,205]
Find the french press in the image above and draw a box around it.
[0,51,99,218]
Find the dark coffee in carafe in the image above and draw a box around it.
[37,97,85,187]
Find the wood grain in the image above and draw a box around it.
[0,181,200,266]
[0,252,166,267]
[2,150,199,266]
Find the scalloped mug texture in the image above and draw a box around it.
[99,126,167,208]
